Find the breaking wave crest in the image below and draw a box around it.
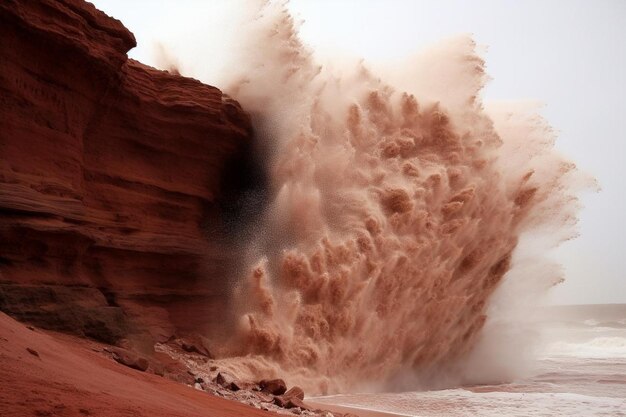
[546,337,626,359]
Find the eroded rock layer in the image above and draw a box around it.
[0,0,252,343]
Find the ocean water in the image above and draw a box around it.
[312,304,626,417]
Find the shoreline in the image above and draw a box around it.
[307,401,412,417]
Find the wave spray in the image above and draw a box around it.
[166,1,589,394]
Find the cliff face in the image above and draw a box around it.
[0,0,253,344]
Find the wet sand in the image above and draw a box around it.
[307,401,409,417]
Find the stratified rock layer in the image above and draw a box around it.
[0,0,252,343]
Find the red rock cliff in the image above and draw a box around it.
[0,0,253,344]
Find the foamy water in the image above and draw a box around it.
[312,305,626,417]
[546,337,626,359]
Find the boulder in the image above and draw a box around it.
[284,386,305,400]
[110,348,149,372]
[259,378,287,395]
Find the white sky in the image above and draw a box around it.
[92,0,625,305]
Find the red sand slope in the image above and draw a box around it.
[0,312,273,417]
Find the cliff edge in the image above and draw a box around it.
[0,0,253,345]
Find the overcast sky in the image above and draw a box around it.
[93,0,625,305]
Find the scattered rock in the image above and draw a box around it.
[214,372,241,391]
[274,395,311,411]
[179,337,213,358]
[26,347,40,358]
[104,343,340,417]
[27,326,35,331]
[284,386,305,400]
[260,378,287,395]
[111,349,149,372]
[153,352,194,385]
[215,372,227,385]
[273,396,287,408]
[254,391,274,403]
[234,380,261,391]
[286,398,307,410]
